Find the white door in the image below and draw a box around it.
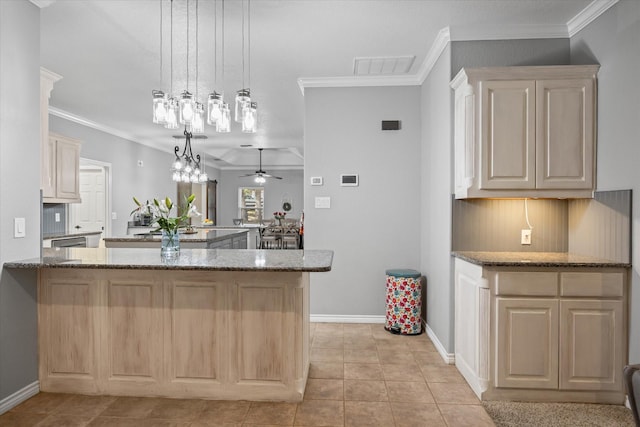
[69,167,106,233]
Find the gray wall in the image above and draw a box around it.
[49,116,221,236]
[218,169,304,226]
[451,38,571,78]
[570,0,640,362]
[304,86,421,316]
[0,0,40,402]
[420,44,454,351]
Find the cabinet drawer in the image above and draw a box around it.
[494,272,558,296]
[560,272,624,297]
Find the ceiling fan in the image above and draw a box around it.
[240,148,283,182]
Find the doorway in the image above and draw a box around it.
[69,159,112,238]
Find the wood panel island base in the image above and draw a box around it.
[8,248,333,402]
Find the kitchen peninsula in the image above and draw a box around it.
[5,247,333,402]
[103,228,248,249]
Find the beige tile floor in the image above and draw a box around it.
[0,323,495,426]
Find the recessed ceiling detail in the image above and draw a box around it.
[353,56,416,76]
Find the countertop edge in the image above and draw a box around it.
[43,231,103,239]
[3,263,332,272]
[452,251,631,268]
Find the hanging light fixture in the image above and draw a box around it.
[152,0,256,133]
[171,128,207,183]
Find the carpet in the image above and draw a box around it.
[482,401,636,427]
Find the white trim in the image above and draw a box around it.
[0,381,39,415]
[425,322,455,365]
[297,74,420,95]
[416,27,451,84]
[77,158,113,238]
[310,314,385,324]
[49,107,144,147]
[568,0,619,37]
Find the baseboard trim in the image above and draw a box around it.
[310,314,385,324]
[424,322,455,365]
[0,381,39,415]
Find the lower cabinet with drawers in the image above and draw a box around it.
[454,257,628,403]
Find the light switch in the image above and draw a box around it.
[14,217,26,238]
[112,212,118,220]
[315,197,331,209]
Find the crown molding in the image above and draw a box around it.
[415,27,451,84]
[48,106,148,147]
[29,0,56,8]
[567,0,619,37]
[297,74,420,95]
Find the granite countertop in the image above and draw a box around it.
[43,231,103,239]
[452,251,631,268]
[104,228,248,243]
[4,248,333,272]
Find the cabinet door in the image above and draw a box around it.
[495,298,558,389]
[55,138,81,199]
[559,299,623,391]
[536,79,594,189]
[480,80,536,189]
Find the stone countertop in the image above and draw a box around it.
[452,251,631,268]
[104,228,248,243]
[4,248,333,272]
[43,231,103,239]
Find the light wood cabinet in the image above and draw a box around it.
[38,268,310,401]
[451,65,598,199]
[40,68,62,199]
[454,258,627,403]
[44,133,82,203]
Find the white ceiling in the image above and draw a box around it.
[39,0,598,170]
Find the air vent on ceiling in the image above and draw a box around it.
[353,56,415,76]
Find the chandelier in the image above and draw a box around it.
[171,128,209,183]
[152,0,256,134]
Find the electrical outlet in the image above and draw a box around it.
[521,229,532,245]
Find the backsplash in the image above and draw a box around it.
[452,198,568,252]
[568,190,631,263]
[43,203,66,235]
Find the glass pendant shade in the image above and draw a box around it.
[199,172,208,182]
[164,98,179,129]
[191,102,205,133]
[207,92,223,124]
[179,91,195,125]
[152,90,167,124]
[172,171,181,182]
[254,175,266,184]
[217,103,231,133]
[234,89,250,122]
[242,101,257,133]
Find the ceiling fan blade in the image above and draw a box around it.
[262,173,283,179]
[239,173,257,178]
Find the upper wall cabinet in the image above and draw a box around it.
[451,65,599,199]
[44,133,82,203]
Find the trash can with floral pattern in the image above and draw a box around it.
[384,269,422,335]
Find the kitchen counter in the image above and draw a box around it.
[103,228,249,249]
[5,247,332,272]
[43,230,103,239]
[6,247,333,402]
[452,251,631,268]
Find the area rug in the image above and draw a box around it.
[482,401,636,427]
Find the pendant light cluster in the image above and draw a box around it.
[152,0,256,135]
